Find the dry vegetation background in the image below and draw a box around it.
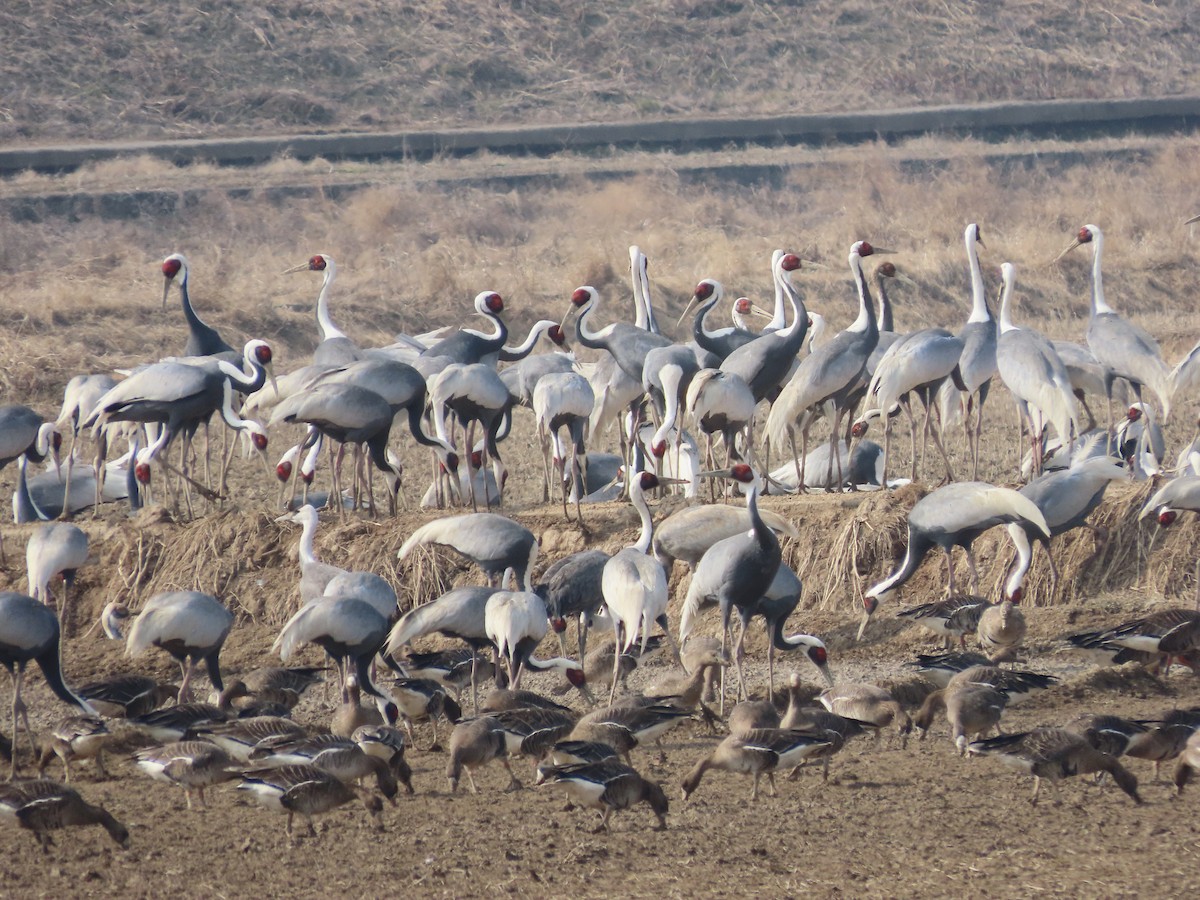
[5,3,1200,896]
[3,0,1200,144]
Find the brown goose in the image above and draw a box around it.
[536,760,668,831]
[352,725,414,795]
[238,665,326,710]
[569,704,692,764]
[680,636,725,704]
[728,700,781,738]
[388,677,463,749]
[37,715,111,782]
[485,707,579,763]
[913,682,1009,753]
[975,599,1026,659]
[446,717,519,793]
[332,675,395,738]
[480,688,573,714]
[680,729,833,800]
[199,716,307,763]
[641,644,726,725]
[1173,729,1200,795]
[0,779,129,854]
[896,595,988,649]
[819,684,912,747]
[1124,708,1200,778]
[238,763,384,844]
[134,740,241,809]
[967,727,1141,805]
[1066,608,1200,675]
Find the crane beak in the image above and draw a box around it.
[764,473,793,493]
[282,263,309,275]
[894,272,918,288]
[1186,214,1200,225]
[749,304,774,319]
[676,296,698,327]
[161,279,171,309]
[871,247,896,255]
[1052,238,1083,263]
[855,608,873,642]
[657,476,689,486]
[559,309,574,330]
[267,363,279,399]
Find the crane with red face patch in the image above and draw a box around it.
[161,253,235,359]
[420,291,510,367]
[283,254,361,366]
[1141,474,1200,528]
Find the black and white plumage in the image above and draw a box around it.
[429,362,512,509]
[859,482,1049,638]
[536,759,669,832]
[680,279,764,361]
[652,504,797,574]
[74,674,177,719]
[109,592,234,703]
[36,714,112,782]
[0,591,94,777]
[897,595,989,650]
[1065,609,1200,668]
[398,513,538,590]
[161,253,235,358]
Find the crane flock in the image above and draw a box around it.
[4,221,1200,855]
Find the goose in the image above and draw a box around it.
[274,597,391,708]
[1065,714,1156,760]
[680,729,833,801]
[910,655,1057,700]
[198,716,307,763]
[1173,729,1200,795]
[332,675,397,738]
[36,715,111,782]
[976,599,1026,659]
[238,763,385,843]
[238,665,326,711]
[780,676,869,780]
[568,704,692,764]
[480,688,572,714]
[912,682,1009,752]
[728,700,781,737]
[1124,708,1200,778]
[819,684,912,747]
[351,725,414,795]
[967,727,1142,805]
[483,706,578,764]
[134,739,241,809]
[0,780,128,854]
[386,677,462,750]
[247,734,398,800]
[1066,609,1200,674]
[896,595,989,650]
[680,636,725,705]
[397,648,496,699]
[536,760,669,831]
[548,740,622,766]
[130,701,236,743]
[105,592,234,703]
[446,716,519,793]
[75,673,178,719]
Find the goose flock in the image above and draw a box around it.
[3,223,1200,858]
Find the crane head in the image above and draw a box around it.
[276,458,293,482]
[970,223,985,247]
[1126,405,1144,422]
[693,280,717,303]
[1158,507,1178,527]
[1006,587,1024,605]
[569,286,595,308]
[877,261,897,278]
[851,419,870,438]
[779,253,802,273]
[161,253,187,307]
[733,297,752,314]
[546,324,567,347]
[565,666,586,688]
[856,595,880,642]
[475,291,504,315]
[283,254,332,274]
[100,601,130,641]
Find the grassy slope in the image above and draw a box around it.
[2,0,1198,144]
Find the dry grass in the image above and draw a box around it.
[2,1,1198,145]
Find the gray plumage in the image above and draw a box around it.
[398,513,538,589]
[123,591,234,702]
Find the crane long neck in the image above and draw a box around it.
[998,271,1017,334]
[775,267,808,345]
[179,272,214,333]
[871,525,932,595]
[847,252,878,336]
[745,480,774,550]
[405,402,451,453]
[217,355,266,394]
[1004,525,1032,600]
[574,297,617,351]
[693,295,726,342]
[769,617,809,652]
[216,381,258,432]
[13,456,45,523]
[1089,231,1114,316]
[500,322,550,362]
[37,639,90,711]
[631,482,655,553]
[876,279,895,332]
[633,253,660,335]
[316,268,347,341]
[966,231,990,324]
[297,510,319,568]
[767,251,787,331]
[464,311,507,350]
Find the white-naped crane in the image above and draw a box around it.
[0,591,96,777]
[685,369,756,483]
[677,465,782,709]
[1003,453,1126,599]
[532,371,594,522]
[853,322,963,485]
[953,223,998,479]
[277,504,348,602]
[269,382,402,515]
[534,549,610,661]
[1,405,61,561]
[420,291,509,366]
[25,523,88,629]
[719,253,809,404]
[651,501,798,575]
[858,482,1049,639]
[384,585,499,710]
[103,591,234,704]
[601,470,685,704]
[429,362,511,509]
[766,241,882,491]
[54,374,118,519]
[1056,224,1174,427]
[274,595,393,710]
[995,263,1081,477]
[398,512,538,590]
[1116,401,1165,480]
[678,279,766,361]
[564,285,672,386]
[1141,473,1200,527]
[160,253,236,359]
[84,340,273,506]
[1051,340,1115,431]
[642,343,703,465]
[484,589,553,690]
[283,253,362,366]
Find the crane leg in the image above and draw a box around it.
[965,548,980,594]
[944,548,956,597]
[609,622,624,707]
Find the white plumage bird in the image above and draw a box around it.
[484,589,550,689]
